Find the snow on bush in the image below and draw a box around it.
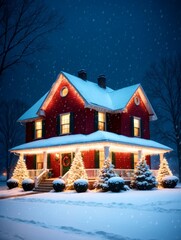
[74,179,88,193]
[157,158,173,186]
[108,177,125,192]
[7,178,19,189]
[53,179,65,192]
[22,178,35,191]
[94,158,117,191]
[131,157,157,190]
[161,175,179,188]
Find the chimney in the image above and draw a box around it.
[98,74,106,89]
[78,69,87,80]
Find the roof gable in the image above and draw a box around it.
[18,71,157,122]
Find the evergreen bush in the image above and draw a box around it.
[74,179,88,193]
[22,178,35,191]
[7,178,19,189]
[53,179,65,192]
[108,177,125,192]
[161,176,179,188]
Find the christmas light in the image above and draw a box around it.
[157,158,173,187]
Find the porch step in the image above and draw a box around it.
[33,179,54,192]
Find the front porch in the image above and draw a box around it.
[11,131,171,189]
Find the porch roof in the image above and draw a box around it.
[10,131,172,155]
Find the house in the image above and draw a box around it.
[11,70,172,183]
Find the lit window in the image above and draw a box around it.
[133,117,141,137]
[98,112,106,131]
[60,113,70,134]
[134,154,138,168]
[60,86,68,97]
[35,120,42,139]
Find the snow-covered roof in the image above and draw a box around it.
[10,131,172,155]
[18,92,49,122]
[18,71,157,122]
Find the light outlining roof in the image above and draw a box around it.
[18,71,157,122]
[10,131,172,155]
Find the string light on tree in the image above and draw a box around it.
[157,158,173,186]
[66,149,88,190]
[12,154,29,187]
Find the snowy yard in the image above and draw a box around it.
[0,185,181,240]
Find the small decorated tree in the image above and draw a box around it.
[94,158,117,191]
[131,157,157,190]
[157,158,173,186]
[12,155,29,187]
[66,149,88,190]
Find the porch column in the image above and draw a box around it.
[160,153,164,162]
[138,150,143,162]
[104,146,110,160]
[43,151,47,170]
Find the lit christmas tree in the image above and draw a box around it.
[94,158,117,191]
[157,158,173,186]
[131,156,157,190]
[12,155,29,187]
[66,149,88,190]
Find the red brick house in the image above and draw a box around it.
[11,70,172,182]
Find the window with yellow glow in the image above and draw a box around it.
[60,113,70,134]
[98,112,106,131]
[35,120,42,139]
[134,154,138,168]
[133,117,141,137]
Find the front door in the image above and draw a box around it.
[62,153,71,175]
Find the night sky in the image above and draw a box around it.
[1,0,181,105]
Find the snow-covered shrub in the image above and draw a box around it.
[22,178,35,191]
[161,176,179,188]
[131,157,157,190]
[74,179,88,193]
[7,178,19,189]
[94,158,117,191]
[108,177,125,192]
[53,179,65,192]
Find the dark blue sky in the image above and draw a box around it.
[2,0,181,105]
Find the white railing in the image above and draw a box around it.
[28,169,44,179]
[34,169,49,188]
[85,168,158,180]
[61,171,70,183]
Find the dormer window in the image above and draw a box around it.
[98,112,106,131]
[35,120,42,139]
[133,117,141,137]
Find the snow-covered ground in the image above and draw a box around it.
[0,184,181,240]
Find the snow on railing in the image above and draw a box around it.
[61,171,70,183]
[34,169,49,188]
[28,169,44,179]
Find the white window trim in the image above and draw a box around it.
[60,113,70,135]
[98,112,107,131]
[133,116,141,137]
[35,119,42,139]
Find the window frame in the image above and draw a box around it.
[35,119,43,139]
[60,113,70,135]
[133,117,141,137]
[98,112,106,131]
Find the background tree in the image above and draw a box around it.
[0,0,63,79]
[0,99,28,179]
[143,55,181,179]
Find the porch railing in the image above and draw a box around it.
[85,169,158,180]
[28,169,44,179]
[34,169,49,188]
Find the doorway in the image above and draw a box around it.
[61,153,72,175]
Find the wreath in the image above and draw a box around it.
[62,156,71,167]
